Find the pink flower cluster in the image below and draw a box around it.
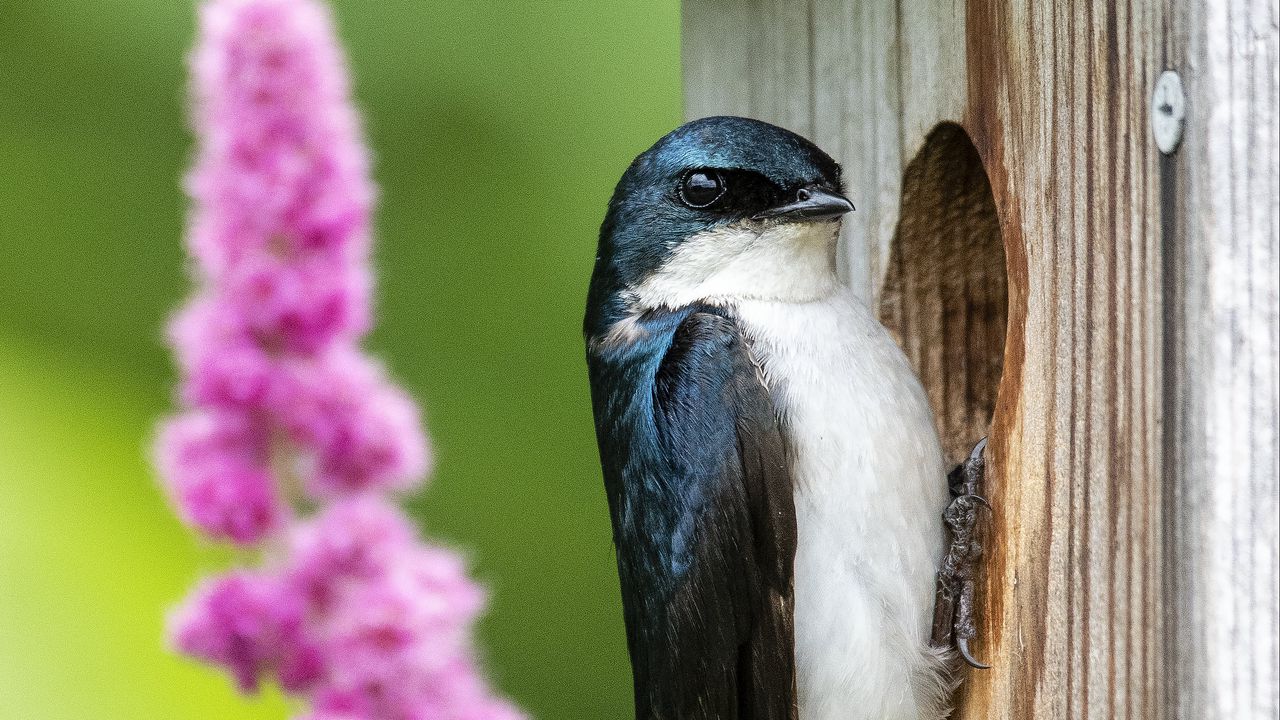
[154,1,520,718]
[170,500,520,720]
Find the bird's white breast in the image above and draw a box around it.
[735,294,953,720]
[627,218,954,717]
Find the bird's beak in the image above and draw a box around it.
[752,185,855,221]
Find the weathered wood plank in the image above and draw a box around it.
[810,0,901,301]
[1163,0,1280,717]
[877,122,1007,466]
[897,0,966,156]
[954,2,1166,717]
[681,0,752,120]
[745,0,813,139]
[682,0,1278,717]
[681,0,812,137]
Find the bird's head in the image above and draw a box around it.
[591,116,853,321]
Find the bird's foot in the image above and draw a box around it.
[930,437,991,669]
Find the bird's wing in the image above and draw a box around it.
[596,309,796,720]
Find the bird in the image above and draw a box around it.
[584,115,971,720]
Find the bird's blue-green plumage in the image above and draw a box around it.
[584,117,844,719]
[586,306,795,719]
[586,116,843,338]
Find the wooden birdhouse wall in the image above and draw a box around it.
[682,1,1279,718]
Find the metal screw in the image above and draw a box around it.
[1152,70,1185,155]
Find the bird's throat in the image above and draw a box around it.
[627,220,842,310]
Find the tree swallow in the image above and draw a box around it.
[585,116,963,719]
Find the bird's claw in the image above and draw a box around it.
[931,436,992,670]
[956,636,990,670]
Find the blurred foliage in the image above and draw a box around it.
[0,1,682,717]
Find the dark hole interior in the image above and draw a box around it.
[878,122,1008,466]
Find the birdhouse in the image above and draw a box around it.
[683,1,1278,718]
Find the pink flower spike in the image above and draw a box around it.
[187,0,373,278]
[168,571,322,693]
[155,411,283,544]
[281,351,430,498]
[160,0,520,715]
[402,546,489,631]
[223,250,371,354]
[284,496,418,603]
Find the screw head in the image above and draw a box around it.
[1152,70,1186,155]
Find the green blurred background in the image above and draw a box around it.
[0,2,681,717]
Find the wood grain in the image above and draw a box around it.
[1162,0,1280,718]
[810,0,901,302]
[879,123,1007,467]
[682,0,1278,717]
[681,0,812,137]
[958,2,1166,716]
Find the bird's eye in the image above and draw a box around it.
[678,170,726,208]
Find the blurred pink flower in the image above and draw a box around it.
[168,500,519,719]
[284,496,419,601]
[156,410,283,544]
[184,0,372,279]
[222,250,371,354]
[155,1,520,717]
[280,351,430,498]
[168,571,322,693]
[157,0,425,522]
